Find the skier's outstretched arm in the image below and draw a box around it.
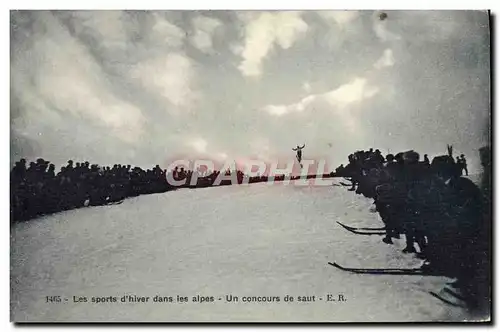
[292,148,298,151]
[300,144,305,149]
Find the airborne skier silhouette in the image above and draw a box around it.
[292,144,306,168]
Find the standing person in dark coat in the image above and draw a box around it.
[460,154,468,176]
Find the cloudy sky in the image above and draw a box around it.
[10,10,490,173]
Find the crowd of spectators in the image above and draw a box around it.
[334,145,490,314]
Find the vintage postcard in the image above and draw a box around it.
[10,10,491,322]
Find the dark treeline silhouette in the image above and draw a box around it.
[334,145,490,316]
[10,158,334,223]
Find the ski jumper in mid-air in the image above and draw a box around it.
[292,144,306,167]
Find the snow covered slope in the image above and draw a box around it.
[11,180,470,322]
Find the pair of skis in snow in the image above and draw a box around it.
[329,261,468,308]
[330,222,422,275]
[330,221,468,307]
[328,263,468,307]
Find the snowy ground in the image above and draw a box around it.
[11,179,472,322]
